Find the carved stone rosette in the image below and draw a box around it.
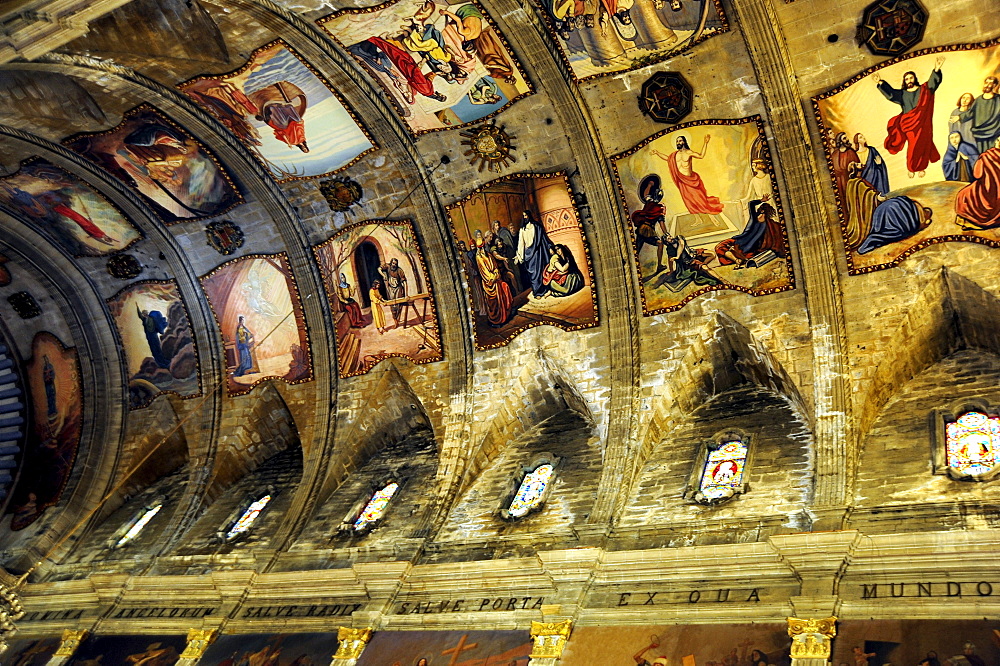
[787,617,837,666]
[529,619,573,663]
[334,627,372,661]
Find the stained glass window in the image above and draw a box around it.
[115,504,162,547]
[698,439,748,500]
[508,464,554,518]
[945,411,1000,477]
[353,482,399,532]
[225,494,272,540]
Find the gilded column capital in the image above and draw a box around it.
[529,619,573,659]
[334,627,372,660]
[179,629,219,659]
[787,617,837,660]
[54,630,90,657]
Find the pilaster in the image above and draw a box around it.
[46,630,88,666]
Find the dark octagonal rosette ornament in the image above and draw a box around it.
[638,71,694,124]
[319,176,364,212]
[205,220,246,256]
[7,291,40,319]
[857,0,928,57]
[106,253,143,280]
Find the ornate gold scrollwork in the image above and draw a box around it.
[787,617,837,660]
[334,627,372,660]
[530,619,573,659]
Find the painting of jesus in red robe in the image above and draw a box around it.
[652,134,725,215]
[875,57,945,177]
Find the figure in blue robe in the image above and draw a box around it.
[855,134,890,195]
[942,131,980,182]
[137,305,170,368]
[857,196,931,255]
[42,355,57,418]
[515,211,555,297]
[234,315,255,377]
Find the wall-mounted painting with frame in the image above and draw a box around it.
[0,158,142,256]
[199,633,342,666]
[64,104,243,224]
[813,39,1000,274]
[611,116,794,315]
[67,634,186,666]
[7,332,83,530]
[356,629,532,665]
[179,39,377,182]
[446,172,598,349]
[200,253,312,396]
[536,0,727,83]
[317,0,533,135]
[314,219,443,378]
[107,280,202,410]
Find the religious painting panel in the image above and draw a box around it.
[813,40,1000,273]
[611,116,794,316]
[0,159,142,256]
[2,636,60,666]
[69,634,187,666]
[559,623,790,666]
[198,633,342,666]
[317,0,533,135]
[64,104,243,224]
[835,620,999,666]
[313,219,443,378]
[6,332,83,531]
[445,172,599,349]
[179,40,377,182]
[200,253,312,396]
[535,0,727,83]
[107,280,202,410]
[355,629,532,665]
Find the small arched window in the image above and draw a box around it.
[942,409,1000,480]
[114,503,163,548]
[353,481,399,533]
[501,458,557,520]
[687,432,752,505]
[225,494,272,540]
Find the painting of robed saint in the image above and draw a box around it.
[201,254,312,396]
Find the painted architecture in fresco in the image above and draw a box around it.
[0,159,141,256]
[559,623,790,666]
[612,117,794,315]
[834,620,999,666]
[200,254,312,396]
[67,634,186,666]
[200,633,341,666]
[536,0,727,82]
[179,40,376,182]
[2,637,61,666]
[107,280,201,410]
[318,0,533,134]
[64,104,242,224]
[314,219,442,377]
[814,40,1000,273]
[7,332,82,530]
[446,173,598,349]
[356,629,532,665]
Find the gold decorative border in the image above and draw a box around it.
[317,0,535,137]
[105,278,204,409]
[810,37,1000,275]
[534,0,729,85]
[312,218,445,378]
[198,252,314,397]
[177,38,379,184]
[62,103,245,225]
[0,157,144,258]
[15,331,84,531]
[444,170,600,350]
[609,115,796,316]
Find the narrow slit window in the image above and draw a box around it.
[507,463,554,518]
[115,504,162,548]
[945,411,1000,477]
[225,494,272,540]
[354,482,399,532]
[698,439,748,501]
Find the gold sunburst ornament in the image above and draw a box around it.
[460,121,516,172]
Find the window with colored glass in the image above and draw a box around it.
[225,494,272,540]
[698,439,748,500]
[507,463,554,518]
[353,482,399,532]
[115,503,163,547]
[945,411,1000,477]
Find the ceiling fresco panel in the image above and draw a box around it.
[200,253,312,396]
[313,219,444,378]
[0,159,142,257]
[812,39,1000,274]
[178,39,378,183]
[106,279,203,410]
[445,172,599,350]
[317,0,534,135]
[535,0,728,83]
[611,116,794,315]
[63,104,244,225]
